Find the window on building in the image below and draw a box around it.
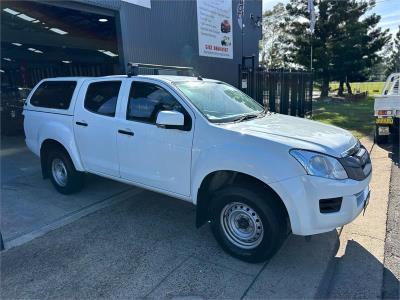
[127,81,184,123]
[30,81,77,109]
[84,81,121,117]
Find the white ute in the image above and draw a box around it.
[374,73,400,144]
[24,64,372,262]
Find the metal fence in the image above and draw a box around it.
[240,67,313,117]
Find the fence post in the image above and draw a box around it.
[290,72,298,116]
[269,72,276,112]
[283,71,289,114]
[298,72,305,117]
[308,72,313,117]
[238,63,242,90]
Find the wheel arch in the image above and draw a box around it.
[195,170,291,232]
[40,138,83,178]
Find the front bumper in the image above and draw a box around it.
[270,172,372,236]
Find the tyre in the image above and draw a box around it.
[375,125,389,145]
[47,148,84,194]
[210,184,287,263]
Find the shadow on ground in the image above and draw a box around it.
[317,240,399,299]
[378,138,399,165]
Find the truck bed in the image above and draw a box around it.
[374,95,400,116]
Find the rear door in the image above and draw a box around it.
[74,79,123,177]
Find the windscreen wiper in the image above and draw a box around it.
[232,114,259,123]
[258,106,272,118]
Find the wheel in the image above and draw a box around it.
[48,149,84,194]
[375,125,389,144]
[210,184,287,263]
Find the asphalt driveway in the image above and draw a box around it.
[1,136,131,246]
[1,188,339,299]
[1,136,398,299]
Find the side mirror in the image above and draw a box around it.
[156,110,185,129]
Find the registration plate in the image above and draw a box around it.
[378,126,390,135]
[376,118,393,125]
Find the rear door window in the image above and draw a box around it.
[30,81,77,109]
[84,81,122,117]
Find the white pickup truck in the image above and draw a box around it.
[23,65,372,262]
[374,73,400,144]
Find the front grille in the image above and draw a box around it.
[319,197,343,213]
[339,145,372,181]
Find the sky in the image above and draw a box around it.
[262,0,400,36]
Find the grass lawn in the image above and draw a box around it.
[329,82,384,95]
[312,97,375,139]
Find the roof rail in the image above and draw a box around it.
[127,62,196,77]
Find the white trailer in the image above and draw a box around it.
[374,73,400,144]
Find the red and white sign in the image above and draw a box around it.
[197,0,233,59]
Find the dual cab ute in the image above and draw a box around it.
[24,64,372,262]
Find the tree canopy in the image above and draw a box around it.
[386,26,400,75]
[260,3,292,69]
[261,0,391,97]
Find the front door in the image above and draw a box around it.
[116,80,194,197]
[74,79,122,177]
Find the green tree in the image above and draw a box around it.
[260,3,293,69]
[286,0,336,97]
[286,0,390,97]
[386,26,400,75]
[331,1,389,95]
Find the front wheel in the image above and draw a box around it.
[48,149,84,194]
[210,185,287,263]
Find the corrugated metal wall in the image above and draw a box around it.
[74,0,262,86]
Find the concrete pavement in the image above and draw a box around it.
[1,136,398,299]
[383,160,400,299]
[1,137,134,247]
[322,137,394,299]
[1,188,339,299]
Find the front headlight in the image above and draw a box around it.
[290,149,348,180]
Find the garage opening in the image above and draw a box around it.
[1,1,121,135]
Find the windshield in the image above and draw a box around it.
[175,81,264,123]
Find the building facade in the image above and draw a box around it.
[1,0,262,134]
[2,0,262,86]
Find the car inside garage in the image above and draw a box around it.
[1,1,121,135]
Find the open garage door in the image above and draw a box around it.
[1,1,121,135]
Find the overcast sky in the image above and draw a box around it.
[262,0,400,36]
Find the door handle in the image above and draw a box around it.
[118,129,134,136]
[76,121,88,127]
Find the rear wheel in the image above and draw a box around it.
[210,184,287,263]
[48,149,83,194]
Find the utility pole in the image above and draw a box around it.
[308,0,315,72]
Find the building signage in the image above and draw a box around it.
[197,0,233,59]
[121,0,151,9]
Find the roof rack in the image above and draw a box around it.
[127,62,197,77]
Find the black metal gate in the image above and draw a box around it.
[239,60,313,118]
